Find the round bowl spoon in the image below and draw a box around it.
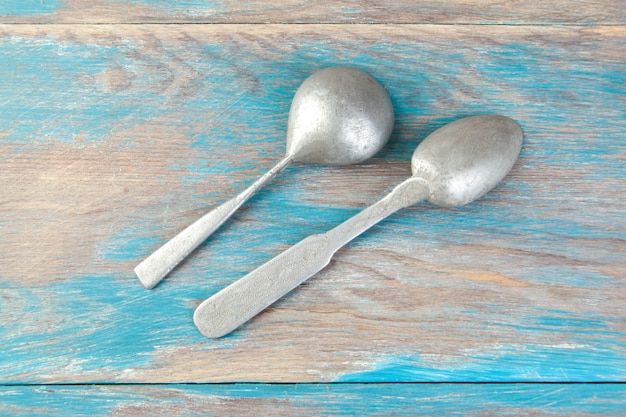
[194,115,523,338]
[135,67,394,289]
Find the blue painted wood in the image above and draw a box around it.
[0,27,625,417]
[1,383,625,416]
[1,24,623,386]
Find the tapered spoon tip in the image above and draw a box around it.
[412,114,522,207]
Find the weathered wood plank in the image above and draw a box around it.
[1,383,625,416]
[1,24,624,383]
[0,0,625,24]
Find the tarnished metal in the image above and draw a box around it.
[286,66,394,165]
[134,67,393,289]
[194,115,523,338]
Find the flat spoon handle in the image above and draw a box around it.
[135,156,293,289]
[193,177,429,338]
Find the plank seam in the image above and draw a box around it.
[1,382,625,387]
[0,22,623,27]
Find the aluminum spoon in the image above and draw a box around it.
[194,115,523,338]
[135,67,394,289]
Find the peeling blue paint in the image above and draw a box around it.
[0,38,161,146]
[338,342,626,382]
[0,274,243,383]
[1,383,625,416]
[127,0,227,17]
[0,1,63,17]
[0,0,231,18]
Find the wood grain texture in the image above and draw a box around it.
[1,0,625,24]
[2,384,625,416]
[1,24,624,388]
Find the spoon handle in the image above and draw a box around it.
[193,176,429,338]
[135,156,293,289]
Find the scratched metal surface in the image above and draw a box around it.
[1,1,625,415]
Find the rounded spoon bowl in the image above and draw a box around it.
[135,67,394,289]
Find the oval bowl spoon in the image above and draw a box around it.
[135,67,394,289]
[194,115,523,338]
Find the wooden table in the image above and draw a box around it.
[1,1,625,414]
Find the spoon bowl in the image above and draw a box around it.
[287,66,394,164]
[135,67,394,289]
[412,114,523,207]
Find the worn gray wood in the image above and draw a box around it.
[1,0,625,24]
